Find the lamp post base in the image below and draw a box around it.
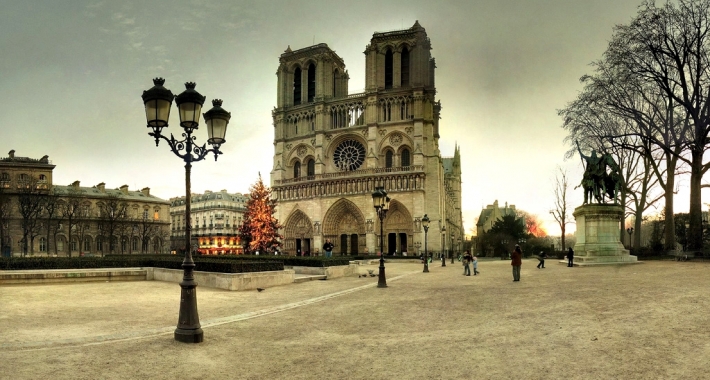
[175,327,204,343]
[377,257,387,288]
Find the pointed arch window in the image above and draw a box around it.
[385,150,394,168]
[384,49,393,89]
[333,69,338,97]
[401,148,411,167]
[307,63,316,102]
[307,159,315,177]
[401,47,410,87]
[293,67,302,105]
[294,161,301,178]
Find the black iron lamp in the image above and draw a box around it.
[141,78,231,344]
[372,186,390,288]
[422,214,430,273]
[441,225,446,267]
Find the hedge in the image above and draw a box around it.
[105,254,351,268]
[0,257,283,273]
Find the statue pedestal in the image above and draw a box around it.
[568,204,638,266]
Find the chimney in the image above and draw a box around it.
[141,187,150,196]
[8,150,15,159]
[97,182,106,192]
[72,180,80,188]
[120,185,129,195]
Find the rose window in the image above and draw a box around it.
[333,139,366,171]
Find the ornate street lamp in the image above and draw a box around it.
[626,227,634,250]
[422,214,430,273]
[451,234,455,263]
[142,78,231,343]
[372,186,390,288]
[441,225,446,267]
[457,237,462,261]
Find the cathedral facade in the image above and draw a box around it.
[270,21,463,256]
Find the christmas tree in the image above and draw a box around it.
[238,173,283,254]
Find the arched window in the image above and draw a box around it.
[39,237,47,252]
[294,161,301,178]
[293,67,302,105]
[84,237,91,252]
[307,63,316,102]
[307,159,315,177]
[385,150,394,168]
[97,237,103,252]
[71,238,78,252]
[401,148,411,167]
[384,49,393,89]
[401,47,410,87]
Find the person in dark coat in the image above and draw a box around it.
[511,245,522,281]
[536,251,547,269]
[567,247,574,267]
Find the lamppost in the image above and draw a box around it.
[626,227,634,250]
[458,237,462,259]
[422,214,430,272]
[441,225,446,267]
[372,186,390,288]
[142,78,231,343]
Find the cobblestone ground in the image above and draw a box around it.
[2,259,710,380]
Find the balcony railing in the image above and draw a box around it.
[274,165,423,185]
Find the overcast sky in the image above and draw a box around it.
[3,0,697,237]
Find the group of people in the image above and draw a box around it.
[511,245,575,281]
[457,245,576,282]
[461,251,479,276]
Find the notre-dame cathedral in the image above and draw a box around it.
[270,21,463,256]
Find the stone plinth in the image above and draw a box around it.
[571,204,638,266]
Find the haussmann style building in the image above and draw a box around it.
[169,190,248,255]
[0,150,171,256]
[270,21,464,256]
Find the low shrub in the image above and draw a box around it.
[0,256,283,273]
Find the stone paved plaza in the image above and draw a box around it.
[2,260,709,379]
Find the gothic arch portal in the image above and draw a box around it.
[283,209,314,255]
[322,198,366,255]
[382,199,413,255]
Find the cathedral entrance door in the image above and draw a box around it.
[340,234,348,256]
[350,234,358,255]
[387,233,397,255]
[399,233,408,254]
[296,239,302,256]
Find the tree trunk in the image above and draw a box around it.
[688,149,704,250]
[664,167,676,251]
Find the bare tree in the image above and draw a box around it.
[0,184,12,256]
[551,167,572,252]
[59,189,81,257]
[75,201,93,256]
[96,195,128,255]
[608,0,710,249]
[41,188,60,256]
[17,175,45,256]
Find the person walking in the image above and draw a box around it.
[462,250,472,276]
[511,245,522,281]
[567,247,574,267]
[536,251,547,269]
[323,239,334,258]
[472,255,479,275]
